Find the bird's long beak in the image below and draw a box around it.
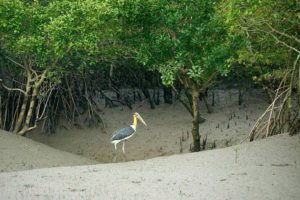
[137,115,147,127]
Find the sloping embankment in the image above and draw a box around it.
[1,133,299,200]
[0,130,97,172]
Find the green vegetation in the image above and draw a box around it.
[0,0,299,151]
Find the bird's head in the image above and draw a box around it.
[134,112,147,127]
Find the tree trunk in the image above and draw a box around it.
[13,94,29,133]
[238,87,243,105]
[18,70,47,135]
[191,87,201,152]
[203,95,212,113]
[18,88,38,135]
[185,89,193,109]
[13,68,32,133]
[163,86,173,104]
[211,90,215,107]
[142,87,155,109]
[152,88,160,105]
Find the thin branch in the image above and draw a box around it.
[5,56,26,70]
[171,85,193,116]
[0,79,26,95]
[266,72,289,136]
[249,87,289,141]
[266,23,300,45]
[271,34,300,54]
[37,85,55,120]
[28,60,38,77]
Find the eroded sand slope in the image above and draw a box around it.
[1,133,299,200]
[0,130,97,172]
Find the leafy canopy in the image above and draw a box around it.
[222,0,299,78]
[0,0,121,75]
[120,0,231,86]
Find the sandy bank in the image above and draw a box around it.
[1,133,299,200]
[0,130,98,172]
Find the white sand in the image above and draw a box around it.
[0,130,98,172]
[1,133,299,200]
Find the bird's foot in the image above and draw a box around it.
[112,152,117,162]
[122,153,127,162]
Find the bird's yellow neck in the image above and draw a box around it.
[132,115,137,128]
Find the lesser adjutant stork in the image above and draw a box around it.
[111,112,147,155]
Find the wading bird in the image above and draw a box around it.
[111,112,147,154]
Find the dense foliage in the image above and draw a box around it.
[223,0,299,98]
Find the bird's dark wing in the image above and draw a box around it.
[111,126,135,141]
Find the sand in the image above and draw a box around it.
[29,89,269,163]
[1,133,299,200]
[0,130,98,172]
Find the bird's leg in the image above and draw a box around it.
[122,141,127,162]
[113,153,117,162]
[112,143,117,162]
[122,141,125,154]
